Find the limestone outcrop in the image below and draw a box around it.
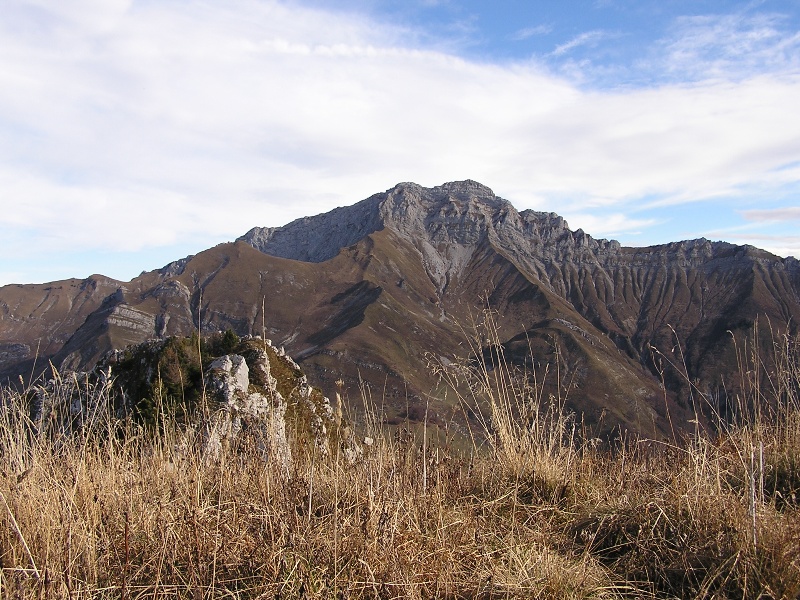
[23,333,364,468]
[201,352,290,469]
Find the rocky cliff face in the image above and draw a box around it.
[3,181,800,439]
[238,180,592,294]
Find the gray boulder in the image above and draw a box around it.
[201,353,291,470]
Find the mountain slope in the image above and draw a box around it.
[2,181,799,438]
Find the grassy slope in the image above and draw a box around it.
[0,330,799,599]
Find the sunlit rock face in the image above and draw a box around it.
[201,352,290,469]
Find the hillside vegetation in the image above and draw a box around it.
[0,325,799,599]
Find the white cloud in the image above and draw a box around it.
[707,233,800,260]
[511,24,553,41]
[558,212,657,239]
[1,0,800,284]
[741,207,800,222]
[551,30,611,56]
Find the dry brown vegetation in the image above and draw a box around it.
[0,323,799,599]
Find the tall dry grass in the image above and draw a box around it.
[0,322,798,598]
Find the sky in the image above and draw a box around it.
[1,0,800,286]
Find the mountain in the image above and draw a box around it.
[2,180,799,438]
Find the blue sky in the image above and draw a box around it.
[2,0,800,285]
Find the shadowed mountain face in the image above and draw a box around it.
[2,181,800,438]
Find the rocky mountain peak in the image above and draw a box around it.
[236,180,620,294]
[237,180,513,265]
[385,179,498,204]
[378,180,508,243]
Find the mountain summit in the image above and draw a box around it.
[239,180,616,293]
[240,181,520,261]
[2,181,799,438]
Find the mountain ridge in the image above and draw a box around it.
[2,180,799,439]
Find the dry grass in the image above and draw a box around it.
[0,324,799,598]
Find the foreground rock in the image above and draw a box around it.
[201,352,291,468]
[25,332,364,467]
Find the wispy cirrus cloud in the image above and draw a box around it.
[659,11,800,80]
[551,29,612,56]
[510,24,553,41]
